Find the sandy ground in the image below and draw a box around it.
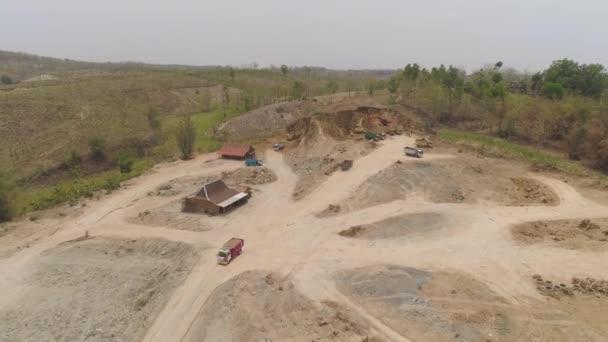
[1,135,608,342]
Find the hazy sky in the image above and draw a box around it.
[1,0,607,71]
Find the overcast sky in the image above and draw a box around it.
[1,0,607,72]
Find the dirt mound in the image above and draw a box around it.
[153,174,217,197]
[334,156,559,213]
[337,265,499,341]
[511,177,558,205]
[220,100,318,140]
[221,167,277,186]
[130,202,211,231]
[183,271,373,342]
[512,218,608,250]
[0,238,197,342]
[339,213,445,239]
[338,266,606,341]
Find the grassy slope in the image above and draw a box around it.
[1,51,390,217]
[438,129,608,185]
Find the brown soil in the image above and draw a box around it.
[130,201,211,232]
[334,155,559,213]
[0,238,197,342]
[221,167,277,186]
[183,271,376,342]
[512,218,608,251]
[338,265,608,341]
[219,100,319,140]
[286,120,377,200]
[338,213,445,239]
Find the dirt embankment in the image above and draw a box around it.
[512,218,608,251]
[332,156,559,214]
[0,238,197,342]
[183,271,376,342]
[339,212,445,239]
[219,100,319,140]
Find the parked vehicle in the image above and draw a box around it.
[364,132,378,140]
[245,158,261,166]
[217,238,244,265]
[273,143,284,151]
[404,146,424,158]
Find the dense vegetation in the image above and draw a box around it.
[386,59,608,172]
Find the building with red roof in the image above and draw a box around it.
[217,143,254,159]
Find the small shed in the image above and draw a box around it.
[217,143,254,159]
[183,180,250,215]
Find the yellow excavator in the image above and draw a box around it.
[415,136,433,148]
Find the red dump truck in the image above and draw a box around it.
[217,238,244,265]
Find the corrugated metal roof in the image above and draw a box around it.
[217,144,252,158]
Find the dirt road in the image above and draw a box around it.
[1,135,608,341]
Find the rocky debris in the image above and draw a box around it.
[222,167,277,186]
[265,274,274,285]
[511,177,557,205]
[471,165,482,174]
[156,184,178,197]
[339,226,365,237]
[340,160,354,171]
[451,190,465,203]
[534,274,608,299]
[579,219,600,230]
[328,204,341,213]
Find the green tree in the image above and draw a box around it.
[387,77,399,93]
[176,115,197,160]
[542,82,565,99]
[1,75,13,85]
[598,138,608,171]
[403,63,420,80]
[228,67,235,81]
[281,64,289,76]
[88,137,106,162]
[0,177,12,222]
[326,80,338,94]
[367,83,374,96]
[146,108,161,130]
[116,151,133,174]
[491,73,503,84]
[291,81,306,99]
[530,72,544,94]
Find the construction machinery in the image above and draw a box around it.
[245,158,262,166]
[405,146,424,158]
[217,238,244,265]
[415,136,433,148]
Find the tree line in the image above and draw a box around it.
[386,59,608,171]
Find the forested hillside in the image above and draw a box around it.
[386,59,608,171]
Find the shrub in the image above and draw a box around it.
[116,152,133,174]
[542,82,564,99]
[176,115,196,160]
[89,137,106,161]
[1,74,13,85]
[0,179,13,222]
[103,177,121,191]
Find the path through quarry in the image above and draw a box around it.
[1,135,608,341]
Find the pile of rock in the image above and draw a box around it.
[533,274,608,298]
